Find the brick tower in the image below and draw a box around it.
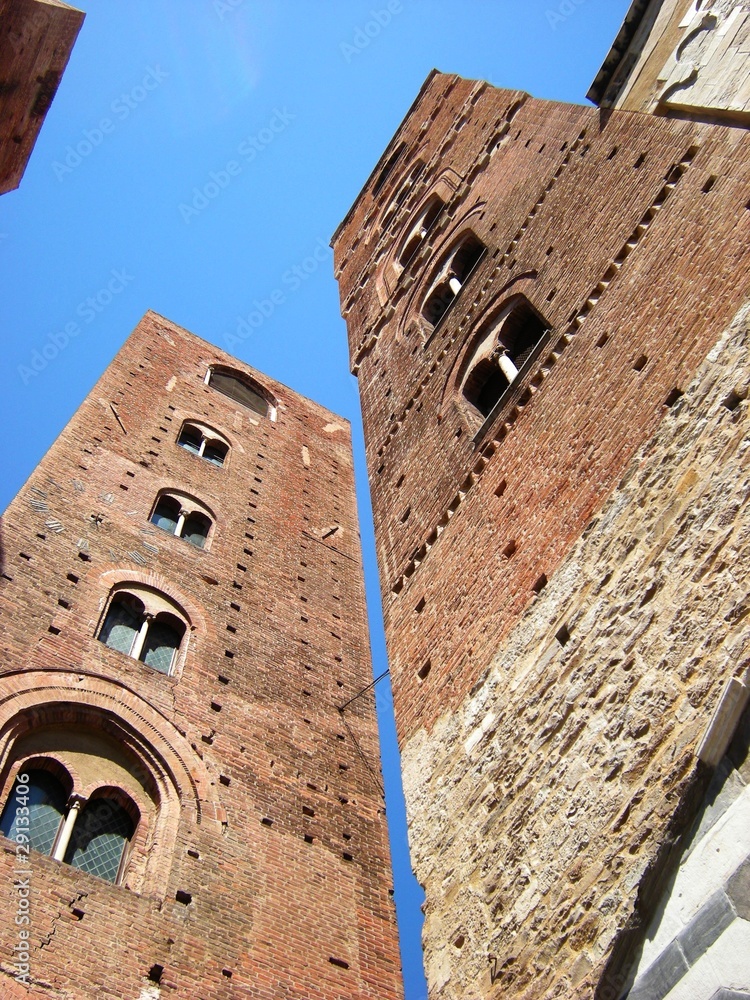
[0,0,85,195]
[0,312,404,1000]
[333,53,750,1000]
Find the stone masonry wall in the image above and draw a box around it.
[602,0,750,123]
[625,696,750,1000]
[401,302,750,998]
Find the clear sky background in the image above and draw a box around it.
[0,2,632,996]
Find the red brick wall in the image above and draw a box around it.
[0,312,403,999]
[333,73,750,749]
[0,0,84,195]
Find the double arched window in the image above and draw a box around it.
[460,296,550,421]
[422,232,485,329]
[206,367,276,420]
[177,422,229,467]
[150,492,213,549]
[98,586,188,675]
[0,765,138,884]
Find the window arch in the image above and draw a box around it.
[0,689,223,899]
[459,296,550,422]
[64,791,139,884]
[97,586,188,676]
[177,421,229,467]
[396,195,444,272]
[372,141,406,196]
[377,159,426,236]
[182,511,211,549]
[0,763,139,885]
[206,367,276,420]
[150,491,213,549]
[0,767,70,856]
[422,232,486,329]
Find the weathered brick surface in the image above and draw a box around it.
[0,312,403,999]
[333,72,750,997]
[0,0,84,195]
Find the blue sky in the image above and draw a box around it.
[0,2,632,996]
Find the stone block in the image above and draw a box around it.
[727,858,750,921]
[678,890,735,967]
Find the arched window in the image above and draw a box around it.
[177,425,202,454]
[150,493,213,549]
[0,769,139,885]
[182,512,210,549]
[140,616,185,674]
[372,141,406,195]
[207,368,274,419]
[463,358,510,419]
[64,795,137,883]
[397,195,444,271]
[177,423,229,467]
[150,495,180,534]
[460,297,550,422]
[0,707,197,899]
[0,768,69,855]
[423,232,485,328]
[202,440,228,465]
[98,588,187,676]
[98,592,143,656]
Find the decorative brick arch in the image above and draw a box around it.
[439,278,545,420]
[397,201,487,342]
[96,567,209,634]
[205,364,278,421]
[0,671,225,897]
[376,178,455,305]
